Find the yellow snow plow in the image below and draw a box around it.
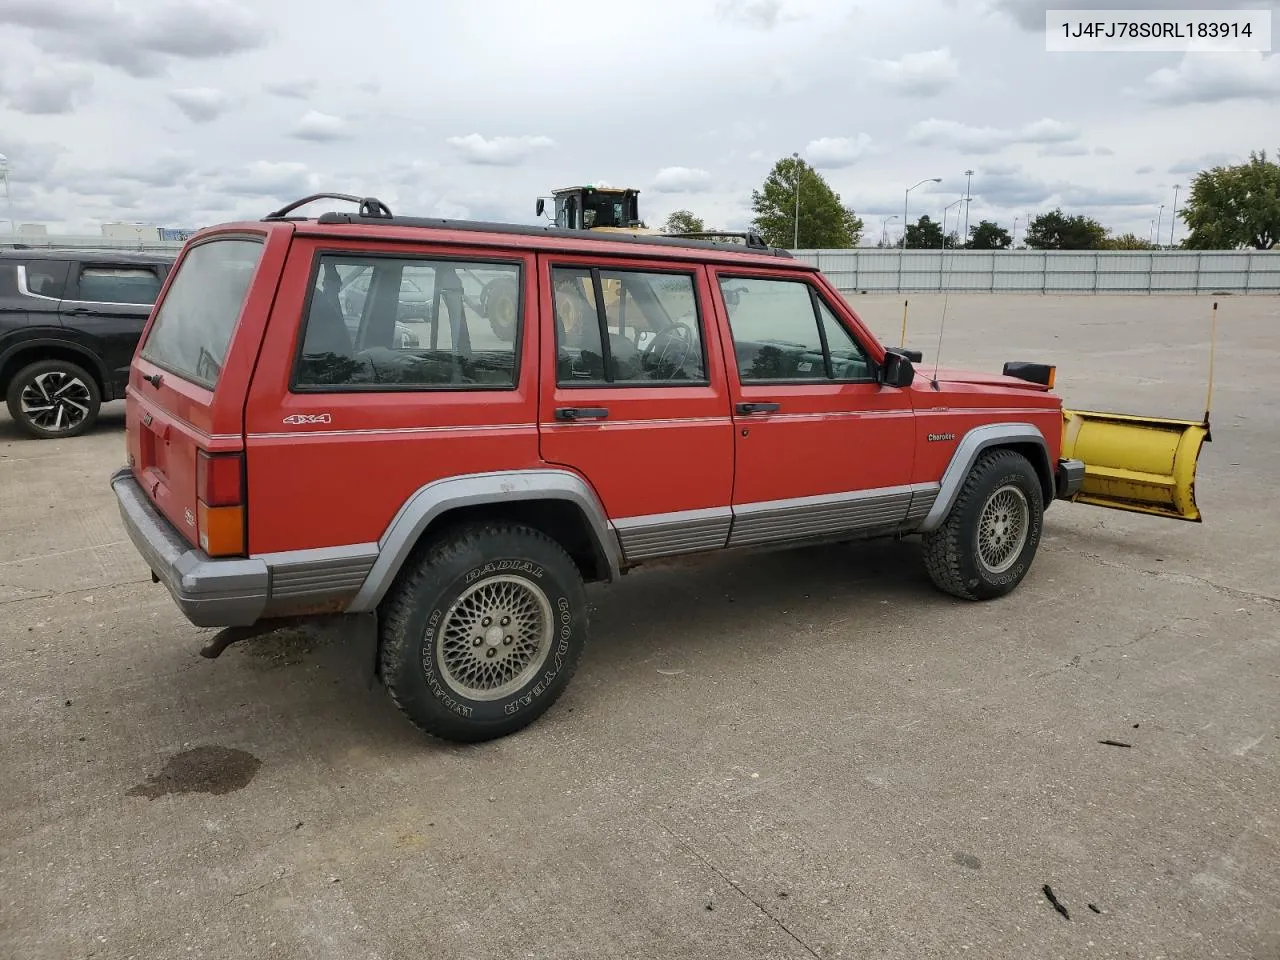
[1059,409,1210,522]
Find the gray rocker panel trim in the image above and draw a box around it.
[727,483,933,549]
[347,469,622,612]
[917,422,1051,533]
[613,507,733,561]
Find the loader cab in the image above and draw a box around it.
[537,186,644,232]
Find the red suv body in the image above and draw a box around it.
[111,198,1085,742]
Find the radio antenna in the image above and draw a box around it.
[930,239,955,391]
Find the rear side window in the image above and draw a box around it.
[140,238,264,389]
[292,253,522,391]
[76,265,163,305]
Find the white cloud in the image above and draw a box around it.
[263,78,317,100]
[0,64,93,114]
[168,87,232,123]
[1142,52,1280,106]
[289,110,351,142]
[805,135,873,169]
[650,167,714,193]
[906,117,1082,154]
[868,48,960,97]
[445,134,555,166]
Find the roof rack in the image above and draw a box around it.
[662,230,770,250]
[259,193,795,259]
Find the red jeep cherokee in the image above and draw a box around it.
[112,194,1086,743]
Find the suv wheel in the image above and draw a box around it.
[378,521,589,742]
[6,359,102,440]
[922,448,1044,601]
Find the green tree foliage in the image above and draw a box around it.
[903,214,944,248]
[1023,208,1108,249]
[750,155,864,248]
[1180,149,1279,250]
[1100,232,1157,250]
[967,219,1012,250]
[663,209,705,234]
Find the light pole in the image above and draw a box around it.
[941,198,964,248]
[0,154,13,237]
[792,152,801,249]
[1012,215,1020,249]
[962,168,974,248]
[879,214,898,247]
[1169,184,1180,248]
[1155,204,1165,250]
[902,177,941,248]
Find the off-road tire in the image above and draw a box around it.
[5,358,102,440]
[378,521,589,743]
[922,448,1044,601]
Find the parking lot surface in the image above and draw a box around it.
[2,293,1277,960]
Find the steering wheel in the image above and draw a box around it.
[643,321,695,377]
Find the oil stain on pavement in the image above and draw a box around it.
[127,746,262,800]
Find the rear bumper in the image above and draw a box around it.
[1055,458,1085,499]
[110,467,268,628]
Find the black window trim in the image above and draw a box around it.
[288,247,527,395]
[548,259,712,390]
[138,233,266,392]
[716,271,880,387]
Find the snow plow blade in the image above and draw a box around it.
[1060,409,1210,522]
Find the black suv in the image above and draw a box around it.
[1,249,175,439]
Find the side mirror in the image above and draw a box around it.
[536,198,546,217]
[880,349,916,388]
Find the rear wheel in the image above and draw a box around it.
[922,448,1044,601]
[378,521,589,742]
[5,359,102,440]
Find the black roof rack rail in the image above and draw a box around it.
[287,196,797,259]
[263,192,393,222]
[661,230,770,250]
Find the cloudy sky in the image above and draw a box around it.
[0,0,1276,244]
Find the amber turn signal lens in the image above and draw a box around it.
[198,503,245,557]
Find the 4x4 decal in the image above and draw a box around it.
[282,413,332,425]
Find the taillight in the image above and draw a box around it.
[196,450,245,557]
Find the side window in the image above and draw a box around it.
[18,260,71,299]
[293,253,521,391]
[551,265,707,386]
[719,276,874,383]
[76,265,163,304]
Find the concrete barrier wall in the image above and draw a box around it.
[792,249,1280,295]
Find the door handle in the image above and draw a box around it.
[65,308,91,315]
[736,401,780,415]
[555,407,609,421]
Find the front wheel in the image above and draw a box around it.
[922,448,1045,601]
[5,359,102,440]
[378,521,589,742]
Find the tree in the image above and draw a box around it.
[1100,232,1157,250]
[1023,208,1108,249]
[968,219,1012,250]
[749,155,864,248]
[903,214,944,248]
[1180,149,1280,250]
[663,209,705,234]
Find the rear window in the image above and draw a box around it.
[139,238,263,390]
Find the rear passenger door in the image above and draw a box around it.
[536,255,736,561]
[712,270,920,548]
[61,261,166,393]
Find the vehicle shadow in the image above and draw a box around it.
[0,402,126,442]
[171,535,948,760]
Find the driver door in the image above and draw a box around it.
[535,254,736,560]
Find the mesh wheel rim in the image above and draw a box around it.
[431,574,554,701]
[976,484,1029,575]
